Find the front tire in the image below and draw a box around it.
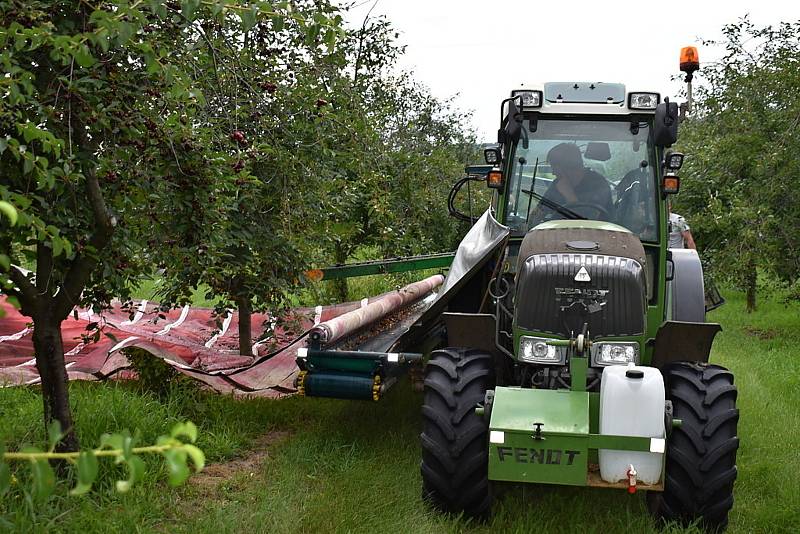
[649,362,739,531]
[420,348,493,519]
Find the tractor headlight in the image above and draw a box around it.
[511,90,543,108]
[519,336,566,364]
[628,92,660,110]
[591,342,639,366]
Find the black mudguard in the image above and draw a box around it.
[442,312,497,355]
[651,321,722,369]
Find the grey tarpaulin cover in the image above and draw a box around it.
[436,209,510,298]
[355,209,510,353]
[396,210,510,345]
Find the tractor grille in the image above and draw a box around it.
[515,253,646,338]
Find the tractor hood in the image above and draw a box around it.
[515,221,647,338]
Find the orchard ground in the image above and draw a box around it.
[1,290,798,533]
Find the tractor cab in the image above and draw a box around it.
[487,82,679,272]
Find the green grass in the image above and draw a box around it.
[1,290,799,533]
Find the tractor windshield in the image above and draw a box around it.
[504,118,659,242]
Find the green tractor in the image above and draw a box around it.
[296,49,737,531]
[421,55,738,529]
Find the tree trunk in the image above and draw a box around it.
[745,257,757,313]
[237,296,252,356]
[333,242,348,303]
[32,311,79,452]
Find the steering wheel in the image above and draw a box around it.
[560,201,610,220]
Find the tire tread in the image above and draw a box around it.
[651,362,739,532]
[420,347,493,519]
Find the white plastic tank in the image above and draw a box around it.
[599,364,665,484]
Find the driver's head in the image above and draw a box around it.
[547,143,584,181]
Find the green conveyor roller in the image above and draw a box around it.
[297,371,381,401]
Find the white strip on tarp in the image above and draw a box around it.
[121,299,148,325]
[0,328,31,343]
[250,316,277,355]
[204,310,234,348]
[65,343,86,357]
[108,336,140,353]
[156,305,190,335]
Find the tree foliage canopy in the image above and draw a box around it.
[0,0,478,446]
[677,18,800,306]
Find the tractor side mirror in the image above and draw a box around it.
[498,96,523,145]
[653,100,679,147]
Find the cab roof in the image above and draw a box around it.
[512,82,661,115]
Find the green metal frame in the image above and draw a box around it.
[315,252,455,280]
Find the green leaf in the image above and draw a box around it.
[0,463,9,496]
[170,421,198,443]
[148,0,168,18]
[182,0,202,20]
[210,0,225,17]
[52,237,63,258]
[74,44,96,68]
[95,31,110,53]
[0,201,17,226]
[46,420,64,452]
[70,450,98,495]
[117,22,134,46]
[324,29,337,52]
[70,480,93,496]
[0,254,10,271]
[62,238,73,258]
[99,433,124,452]
[21,124,40,143]
[104,332,119,343]
[5,295,20,310]
[240,6,258,33]
[0,446,10,496]
[183,444,205,472]
[116,455,145,493]
[163,449,190,486]
[29,457,55,502]
[121,431,135,460]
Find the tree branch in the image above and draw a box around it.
[36,239,54,295]
[54,164,114,319]
[8,264,38,315]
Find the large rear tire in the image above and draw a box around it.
[420,348,493,519]
[649,362,739,531]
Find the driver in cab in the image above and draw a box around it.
[530,142,613,224]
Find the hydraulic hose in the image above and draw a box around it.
[448,175,486,223]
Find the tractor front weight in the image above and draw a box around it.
[486,386,665,491]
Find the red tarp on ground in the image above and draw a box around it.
[0,296,383,398]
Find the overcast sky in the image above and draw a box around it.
[341,0,800,142]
